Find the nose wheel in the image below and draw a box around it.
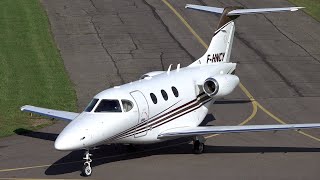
[81,150,92,176]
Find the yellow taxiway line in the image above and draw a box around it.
[161,0,319,142]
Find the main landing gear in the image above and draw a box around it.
[192,136,205,154]
[81,149,93,177]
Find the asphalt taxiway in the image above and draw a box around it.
[0,0,320,179]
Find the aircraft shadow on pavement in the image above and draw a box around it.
[199,114,216,126]
[13,116,320,176]
[14,128,58,141]
[214,99,251,104]
[45,140,320,176]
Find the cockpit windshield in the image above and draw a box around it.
[95,99,122,113]
[84,99,99,112]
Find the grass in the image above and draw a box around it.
[0,0,77,137]
[289,0,320,21]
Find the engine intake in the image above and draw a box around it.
[203,78,219,96]
[203,74,239,98]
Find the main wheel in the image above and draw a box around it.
[82,163,92,177]
[193,140,205,154]
[126,144,137,152]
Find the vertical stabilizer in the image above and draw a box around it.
[189,20,235,66]
[186,4,304,67]
[188,6,239,67]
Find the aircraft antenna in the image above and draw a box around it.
[167,64,172,75]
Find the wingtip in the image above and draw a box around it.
[20,105,30,111]
[185,4,192,9]
[20,105,26,111]
[290,7,305,11]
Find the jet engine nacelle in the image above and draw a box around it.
[140,71,164,80]
[203,74,239,98]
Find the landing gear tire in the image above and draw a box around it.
[82,162,92,177]
[81,149,93,177]
[193,140,205,154]
[126,144,137,152]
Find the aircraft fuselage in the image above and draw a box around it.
[54,63,236,150]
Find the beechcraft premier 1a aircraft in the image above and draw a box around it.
[21,4,320,176]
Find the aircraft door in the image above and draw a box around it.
[130,90,149,137]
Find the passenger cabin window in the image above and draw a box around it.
[161,90,168,101]
[150,93,157,104]
[84,99,99,112]
[122,100,133,112]
[95,100,122,113]
[171,86,179,97]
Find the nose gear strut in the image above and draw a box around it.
[81,149,92,176]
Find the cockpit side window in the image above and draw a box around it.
[84,99,99,112]
[95,100,122,113]
[122,100,133,112]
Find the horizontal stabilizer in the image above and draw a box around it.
[228,7,304,16]
[185,4,304,16]
[185,4,224,14]
[158,123,320,139]
[21,105,79,122]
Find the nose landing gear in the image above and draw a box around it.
[81,149,92,176]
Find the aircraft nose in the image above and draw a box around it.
[54,136,66,151]
[54,128,87,151]
[54,132,75,151]
[54,114,98,151]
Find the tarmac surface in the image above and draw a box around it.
[1,0,320,179]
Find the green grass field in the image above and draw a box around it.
[289,0,320,21]
[0,0,77,137]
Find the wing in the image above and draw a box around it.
[21,105,79,122]
[158,124,320,139]
[185,4,304,16]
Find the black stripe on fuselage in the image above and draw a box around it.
[105,100,183,141]
[105,92,207,142]
[112,94,212,141]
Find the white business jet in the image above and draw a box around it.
[21,4,320,176]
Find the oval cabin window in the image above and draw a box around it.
[171,86,179,97]
[161,90,168,101]
[150,93,157,104]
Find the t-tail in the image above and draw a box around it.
[186,4,304,67]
